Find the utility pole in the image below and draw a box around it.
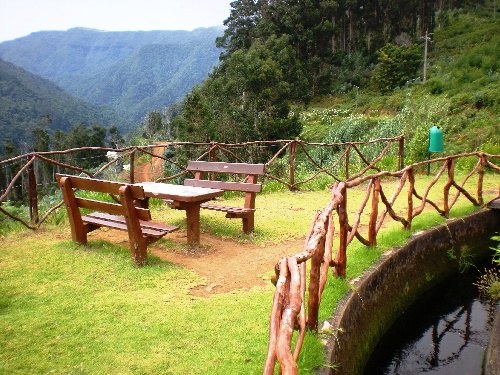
[422,31,432,83]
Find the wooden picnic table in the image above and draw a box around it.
[135,182,223,247]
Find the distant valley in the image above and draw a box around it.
[0,27,223,148]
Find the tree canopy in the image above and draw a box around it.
[174,0,482,143]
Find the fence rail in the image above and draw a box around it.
[263,151,499,374]
[0,137,403,229]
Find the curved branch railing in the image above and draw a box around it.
[262,152,500,374]
[0,137,404,229]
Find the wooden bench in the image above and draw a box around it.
[183,161,266,233]
[56,173,178,266]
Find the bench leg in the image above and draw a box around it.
[242,213,254,234]
[128,241,147,266]
[184,203,201,247]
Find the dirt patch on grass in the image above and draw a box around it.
[88,228,305,297]
[154,232,305,297]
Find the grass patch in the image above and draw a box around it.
[0,231,273,374]
[0,171,497,373]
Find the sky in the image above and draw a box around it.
[0,0,232,42]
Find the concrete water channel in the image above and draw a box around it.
[320,203,500,375]
[364,262,497,374]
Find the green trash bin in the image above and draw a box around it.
[427,126,444,175]
[428,126,444,153]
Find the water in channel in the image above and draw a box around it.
[364,266,498,375]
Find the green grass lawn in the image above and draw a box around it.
[0,172,497,374]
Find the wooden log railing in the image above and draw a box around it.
[263,152,499,374]
[0,138,403,229]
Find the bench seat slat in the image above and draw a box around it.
[83,212,178,237]
[66,175,145,198]
[200,202,254,213]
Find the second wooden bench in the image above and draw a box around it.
[183,161,266,233]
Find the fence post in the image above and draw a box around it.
[27,154,39,225]
[289,141,298,191]
[477,153,486,206]
[307,222,326,331]
[129,150,135,183]
[368,177,380,246]
[209,143,217,180]
[334,184,348,277]
[345,144,350,180]
[407,168,415,229]
[443,158,454,218]
[398,137,405,170]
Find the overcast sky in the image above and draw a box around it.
[0,0,232,42]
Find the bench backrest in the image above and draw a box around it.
[55,173,151,221]
[184,161,266,193]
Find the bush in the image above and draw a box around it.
[370,43,423,94]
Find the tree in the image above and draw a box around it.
[108,126,124,149]
[371,43,423,93]
[30,126,51,187]
[64,123,107,170]
[1,139,22,200]
[176,34,303,143]
[216,0,260,58]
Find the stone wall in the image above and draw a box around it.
[320,208,500,375]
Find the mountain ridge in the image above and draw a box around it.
[0,27,223,122]
[0,58,127,151]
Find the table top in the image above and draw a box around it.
[135,182,223,203]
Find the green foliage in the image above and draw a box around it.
[299,8,498,162]
[174,0,461,144]
[0,59,123,156]
[175,34,304,143]
[370,43,423,94]
[474,236,500,301]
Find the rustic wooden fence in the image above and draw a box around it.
[263,151,500,374]
[0,137,403,229]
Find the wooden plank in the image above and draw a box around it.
[87,212,178,233]
[55,173,145,199]
[83,215,171,237]
[200,203,254,213]
[184,178,262,193]
[83,215,128,231]
[75,198,151,221]
[187,161,266,175]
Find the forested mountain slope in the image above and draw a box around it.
[0,58,125,151]
[172,0,498,158]
[0,27,223,121]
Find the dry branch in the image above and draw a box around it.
[376,171,409,231]
[347,179,373,245]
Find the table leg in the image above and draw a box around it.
[184,202,201,247]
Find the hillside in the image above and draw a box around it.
[301,7,499,161]
[0,58,126,151]
[0,27,223,122]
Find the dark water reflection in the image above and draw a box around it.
[364,268,498,375]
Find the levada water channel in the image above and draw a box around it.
[363,260,498,375]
